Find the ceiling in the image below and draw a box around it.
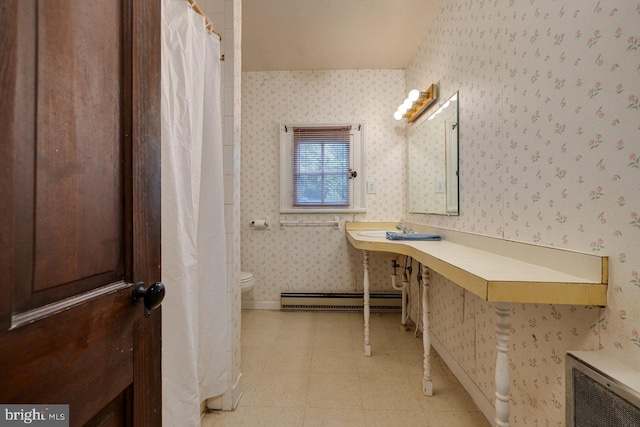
[242,0,440,72]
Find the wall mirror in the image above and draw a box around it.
[408,91,459,215]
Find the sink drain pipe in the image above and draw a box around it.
[390,258,412,328]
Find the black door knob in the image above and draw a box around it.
[132,282,165,317]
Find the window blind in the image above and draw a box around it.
[292,126,352,207]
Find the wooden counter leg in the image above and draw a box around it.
[421,265,433,396]
[495,302,512,427]
[363,250,371,356]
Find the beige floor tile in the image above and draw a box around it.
[375,313,407,331]
[241,327,279,348]
[352,329,401,351]
[353,347,405,375]
[278,311,317,330]
[404,357,452,380]
[237,371,262,407]
[406,373,462,400]
[392,332,426,352]
[241,346,272,374]
[344,312,364,321]
[251,372,309,408]
[315,312,355,331]
[398,350,428,375]
[274,327,316,348]
[306,373,363,409]
[238,312,490,427]
[303,408,367,427]
[353,344,368,358]
[239,407,305,427]
[313,328,354,349]
[351,318,423,353]
[310,347,358,374]
[349,322,365,339]
[417,382,478,413]
[432,358,453,377]
[244,310,285,330]
[363,409,428,427]
[263,346,313,373]
[359,373,422,411]
[202,407,247,427]
[241,310,257,329]
[426,410,492,427]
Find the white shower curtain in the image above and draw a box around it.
[161,1,228,425]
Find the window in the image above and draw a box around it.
[280,124,365,213]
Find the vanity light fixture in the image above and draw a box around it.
[394,84,438,123]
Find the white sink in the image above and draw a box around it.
[357,230,395,237]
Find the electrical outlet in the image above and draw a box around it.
[367,181,376,194]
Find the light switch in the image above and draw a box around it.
[367,181,376,194]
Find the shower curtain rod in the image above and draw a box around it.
[187,0,221,40]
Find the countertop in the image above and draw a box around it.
[346,222,608,306]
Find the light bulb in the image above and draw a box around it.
[398,104,408,114]
[393,111,403,120]
[403,98,413,109]
[408,89,421,101]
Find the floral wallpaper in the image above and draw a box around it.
[240,70,407,303]
[405,0,640,425]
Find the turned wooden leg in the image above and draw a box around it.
[495,302,512,427]
[363,250,371,356]
[421,265,433,396]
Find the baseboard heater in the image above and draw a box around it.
[566,351,640,427]
[280,292,401,312]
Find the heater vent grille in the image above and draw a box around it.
[566,352,640,427]
[282,304,401,312]
[573,370,640,427]
[280,292,401,312]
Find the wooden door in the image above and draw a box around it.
[0,0,162,425]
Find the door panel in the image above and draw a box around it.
[0,0,161,425]
[85,391,129,427]
[12,0,125,314]
[0,289,135,425]
[32,0,123,294]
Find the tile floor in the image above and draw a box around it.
[202,310,491,427]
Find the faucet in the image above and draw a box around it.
[396,222,414,234]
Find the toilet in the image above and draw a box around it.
[240,271,255,294]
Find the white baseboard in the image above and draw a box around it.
[241,300,280,310]
[430,332,495,425]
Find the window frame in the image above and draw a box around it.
[280,123,366,213]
